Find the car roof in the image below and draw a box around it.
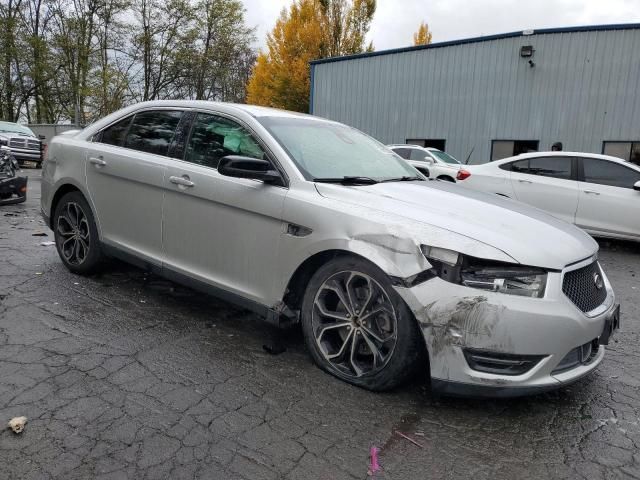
[119,100,322,120]
[492,151,634,166]
[387,144,444,152]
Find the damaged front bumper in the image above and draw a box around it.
[0,175,28,205]
[396,260,617,398]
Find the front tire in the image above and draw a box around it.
[300,256,425,391]
[53,191,103,274]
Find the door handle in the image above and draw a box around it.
[584,190,600,195]
[89,157,106,167]
[169,175,195,187]
[518,179,532,184]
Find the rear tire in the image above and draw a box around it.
[53,191,103,274]
[300,256,425,391]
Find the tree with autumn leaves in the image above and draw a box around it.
[247,0,375,113]
[413,21,433,46]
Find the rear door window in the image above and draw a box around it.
[582,158,640,189]
[503,159,530,173]
[527,157,573,179]
[124,110,183,157]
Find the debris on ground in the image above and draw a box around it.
[40,241,55,246]
[31,232,48,237]
[262,342,286,355]
[368,446,381,476]
[8,416,27,434]
[395,430,424,448]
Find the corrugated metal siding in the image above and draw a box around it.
[312,29,640,164]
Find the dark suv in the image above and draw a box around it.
[0,121,43,167]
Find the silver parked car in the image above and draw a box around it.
[41,101,619,397]
[0,121,43,167]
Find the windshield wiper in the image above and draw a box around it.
[313,176,379,185]
[380,176,424,183]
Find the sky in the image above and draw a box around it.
[244,0,640,51]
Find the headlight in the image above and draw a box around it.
[421,245,547,298]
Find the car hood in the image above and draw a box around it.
[0,133,37,141]
[315,180,597,270]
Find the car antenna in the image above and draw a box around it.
[464,146,474,165]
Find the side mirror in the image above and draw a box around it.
[218,156,282,184]
[38,134,46,141]
[423,157,435,165]
[634,180,640,191]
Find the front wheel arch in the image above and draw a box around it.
[299,253,428,390]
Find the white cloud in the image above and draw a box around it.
[244,0,291,50]
[244,0,640,51]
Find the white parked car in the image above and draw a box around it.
[459,152,640,242]
[388,145,469,182]
[41,102,619,397]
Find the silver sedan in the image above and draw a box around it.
[41,101,619,397]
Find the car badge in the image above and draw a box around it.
[593,272,604,290]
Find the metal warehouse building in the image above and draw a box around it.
[310,24,640,165]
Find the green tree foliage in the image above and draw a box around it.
[0,0,256,123]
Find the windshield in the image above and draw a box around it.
[0,122,35,137]
[258,117,418,181]
[430,150,461,165]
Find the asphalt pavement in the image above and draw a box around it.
[1,170,639,479]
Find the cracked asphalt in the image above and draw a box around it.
[1,170,639,479]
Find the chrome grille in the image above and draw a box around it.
[562,261,607,313]
[8,138,40,150]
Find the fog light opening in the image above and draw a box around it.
[463,349,544,376]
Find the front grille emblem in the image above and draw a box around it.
[593,272,604,290]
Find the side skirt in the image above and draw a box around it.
[101,243,291,328]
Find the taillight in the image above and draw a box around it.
[457,169,471,181]
[42,144,48,162]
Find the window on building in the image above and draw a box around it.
[491,140,539,161]
[602,141,640,166]
[582,158,640,189]
[406,139,446,150]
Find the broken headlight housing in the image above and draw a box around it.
[421,246,547,298]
